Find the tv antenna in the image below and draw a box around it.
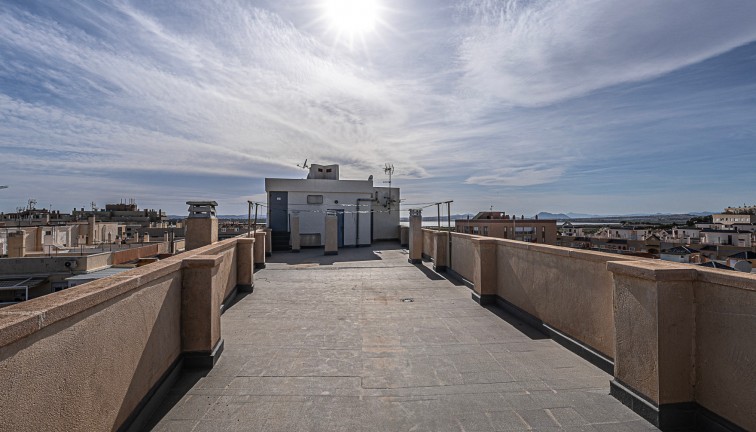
[383,163,394,188]
[297,159,310,170]
[383,163,395,214]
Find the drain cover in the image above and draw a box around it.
[401,298,414,303]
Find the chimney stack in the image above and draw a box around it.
[185,201,218,251]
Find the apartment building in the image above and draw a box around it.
[455,211,557,245]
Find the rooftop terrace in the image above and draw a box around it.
[0,223,753,432]
[148,245,658,431]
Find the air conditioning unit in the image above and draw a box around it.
[64,260,78,269]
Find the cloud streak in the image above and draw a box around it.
[456,0,756,106]
[1,0,756,214]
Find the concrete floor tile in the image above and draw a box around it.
[148,245,659,432]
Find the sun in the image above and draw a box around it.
[321,0,382,47]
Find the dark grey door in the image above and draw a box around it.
[269,192,288,232]
[329,209,345,247]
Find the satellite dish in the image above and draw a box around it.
[734,261,753,273]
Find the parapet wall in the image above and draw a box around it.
[424,226,756,430]
[0,235,255,431]
[693,270,756,429]
[493,240,641,359]
[449,232,475,282]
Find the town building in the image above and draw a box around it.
[660,246,701,263]
[669,227,701,243]
[265,164,400,250]
[714,205,756,226]
[454,211,557,245]
[726,251,756,272]
[700,229,752,247]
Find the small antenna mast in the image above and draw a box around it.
[297,159,310,170]
[383,163,395,214]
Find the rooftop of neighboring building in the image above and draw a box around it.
[728,251,756,259]
[662,246,700,254]
[699,261,735,270]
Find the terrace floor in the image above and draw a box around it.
[148,243,659,431]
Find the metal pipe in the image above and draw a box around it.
[447,201,452,268]
[247,201,252,237]
[253,203,259,232]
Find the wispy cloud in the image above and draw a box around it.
[455,0,756,106]
[1,0,755,214]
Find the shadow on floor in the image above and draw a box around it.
[412,262,445,281]
[143,368,208,430]
[266,242,403,266]
[223,291,251,312]
[483,304,549,340]
[421,261,548,341]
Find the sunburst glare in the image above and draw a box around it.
[320,0,385,50]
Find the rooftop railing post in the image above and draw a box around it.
[408,209,422,264]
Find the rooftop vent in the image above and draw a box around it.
[186,201,218,219]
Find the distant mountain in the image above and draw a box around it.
[565,212,601,219]
[537,211,716,220]
[535,212,571,220]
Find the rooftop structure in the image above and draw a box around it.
[265,163,400,251]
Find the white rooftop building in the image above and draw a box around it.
[265,164,400,250]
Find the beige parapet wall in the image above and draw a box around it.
[494,240,641,359]
[609,260,756,430]
[441,230,756,429]
[694,269,756,430]
[0,235,254,431]
[450,232,476,282]
[422,229,434,259]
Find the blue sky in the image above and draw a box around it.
[1,0,755,216]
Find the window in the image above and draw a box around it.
[318,168,323,172]
[482,226,488,236]
[326,168,332,173]
[307,195,324,204]
[472,226,479,234]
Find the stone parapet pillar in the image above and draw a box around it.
[87,216,96,245]
[607,260,696,430]
[181,254,224,368]
[253,230,266,269]
[7,231,27,258]
[236,237,255,292]
[185,201,218,251]
[432,231,449,271]
[34,227,44,252]
[400,226,409,246]
[263,228,272,257]
[324,213,338,256]
[408,209,422,264]
[472,237,498,305]
[290,213,301,253]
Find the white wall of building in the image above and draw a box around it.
[701,231,752,247]
[266,176,400,246]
